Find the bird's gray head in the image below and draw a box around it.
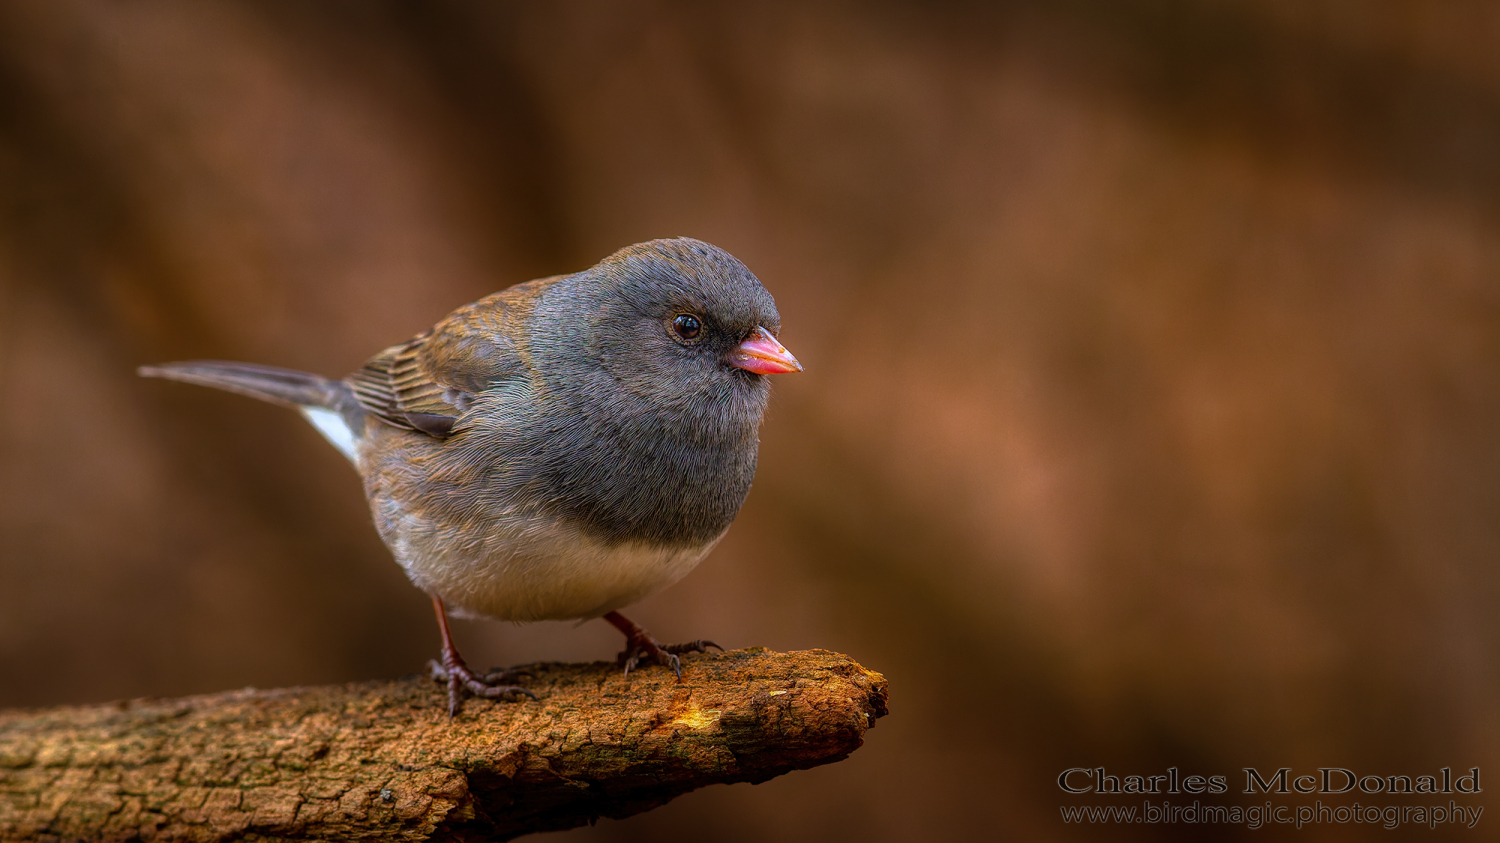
[535,237,799,434]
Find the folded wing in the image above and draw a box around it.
[346,278,554,439]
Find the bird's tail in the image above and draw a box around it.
[139,361,364,462]
[138,360,347,409]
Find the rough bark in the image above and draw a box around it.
[0,648,888,842]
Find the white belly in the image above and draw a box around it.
[378,497,718,622]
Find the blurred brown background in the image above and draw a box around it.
[2,1,1498,840]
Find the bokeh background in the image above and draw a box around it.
[2,1,1498,840]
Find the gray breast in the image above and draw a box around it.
[437,379,764,549]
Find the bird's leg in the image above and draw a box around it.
[426,595,534,716]
[602,611,723,679]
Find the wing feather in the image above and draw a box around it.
[344,278,557,439]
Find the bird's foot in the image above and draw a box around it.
[428,653,535,717]
[618,637,723,679]
[481,665,532,684]
[604,611,722,679]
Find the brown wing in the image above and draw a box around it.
[346,277,557,439]
[347,331,459,436]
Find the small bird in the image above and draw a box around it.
[140,238,801,715]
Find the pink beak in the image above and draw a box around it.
[729,326,803,375]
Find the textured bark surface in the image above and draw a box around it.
[0,648,887,842]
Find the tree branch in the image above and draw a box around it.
[0,648,888,842]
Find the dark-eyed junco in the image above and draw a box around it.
[140,238,801,715]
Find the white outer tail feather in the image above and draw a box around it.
[299,406,359,464]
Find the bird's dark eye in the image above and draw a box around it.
[671,313,702,341]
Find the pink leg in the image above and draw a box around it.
[428,595,534,716]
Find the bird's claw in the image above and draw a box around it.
[617,637,723,679]
[482,666,532,684]
[428,657,535,717]
[663,638,724,655]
